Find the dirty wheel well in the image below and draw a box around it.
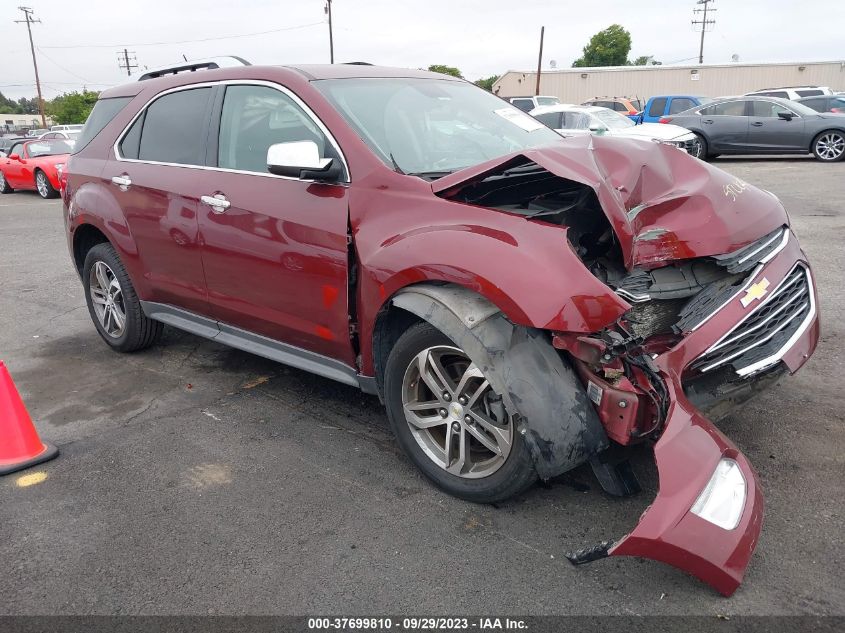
[373,302,425,394]
[73,224,110,275]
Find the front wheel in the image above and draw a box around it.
[690,133,708,160]
[383,321,536,503]
[35,170,58,199]
[812,130,845,162]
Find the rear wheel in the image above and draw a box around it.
[35,170,58,199]
[384,321,536,503]
[83,243,162,352]
[0,171,13,194]
[812,130,845,162]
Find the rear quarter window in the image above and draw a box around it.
[74,96,133,153]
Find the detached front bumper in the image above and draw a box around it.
[609,385,763,596]
[578,230,819,596]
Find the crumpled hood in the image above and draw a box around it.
[433,136,788,270]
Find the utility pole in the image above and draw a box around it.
[14,6,46,128]
[692,0,716,65]
[325,0,334,64]
[535,26,544,96]
[117,49,138,76]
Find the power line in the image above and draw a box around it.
[14,6,46,127]
[692,0,717,65]
[40,21,325,50]
[36,47,93,83]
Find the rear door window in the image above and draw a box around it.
[74,96,133,153]
[711,101,747,116]
[648,98,667,117]
[136,88,212,165]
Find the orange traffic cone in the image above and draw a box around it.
[0,360,58,475]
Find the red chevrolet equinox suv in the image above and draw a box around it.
[62,58,819,595]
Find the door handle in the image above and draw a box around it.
[703,119,714,124]
[111,174,131,190]
[201,193,230,213]
[751,121,764,127]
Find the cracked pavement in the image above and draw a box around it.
[0,156,843,615]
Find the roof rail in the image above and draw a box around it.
[138,56,251,81]
[753,85,818,91]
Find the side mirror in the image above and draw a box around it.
[267,141,342,182]
[588,123,607,135]
[777,111,795,121]
[8,153,21,161]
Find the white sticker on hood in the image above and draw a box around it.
[494,107,545,132]
[587,381,603,406]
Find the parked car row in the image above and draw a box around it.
[526,88,845,162]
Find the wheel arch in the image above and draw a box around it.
[72,223,111,276]
[377,282,609,479]
[810,127,845,153]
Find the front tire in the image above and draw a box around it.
[812,130,845,162]
[83,243,162,352]
[384,321,536,503]
[35,169,58,199]
[0,170,14,194]
[691,133,710,160]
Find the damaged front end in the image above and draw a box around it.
[433,137,819,595]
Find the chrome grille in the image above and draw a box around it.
[690,265,814,376]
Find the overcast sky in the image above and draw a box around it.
[1,0,842,100]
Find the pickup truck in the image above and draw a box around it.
[638,95,712,123]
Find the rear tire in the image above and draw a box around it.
[82,243,162,352]
[812,130,845,162]
[0,170,13,194]
[384,321,536,503]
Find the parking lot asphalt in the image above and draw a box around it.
[0,156,843,616]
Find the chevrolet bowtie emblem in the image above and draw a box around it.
[741,278,770,308]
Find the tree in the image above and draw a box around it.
[427,64,463,78]
[572,24,632,68]
[46,90,100,124]
[630,55,662,66]
[0,92,23,114]
[17,97,39,115]
[474,75,500,92]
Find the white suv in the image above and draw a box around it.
[746,86,833,100]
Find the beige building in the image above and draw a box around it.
[492,60,845,105]
[0,112,54,133]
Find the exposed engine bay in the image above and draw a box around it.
[442,161,785,432]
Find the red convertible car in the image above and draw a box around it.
[61,59,819,596]
[0,138,72,199]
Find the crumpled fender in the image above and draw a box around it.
[391,284,609,478]
[608,379,764,596]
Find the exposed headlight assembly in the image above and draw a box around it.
[690,458,747,530]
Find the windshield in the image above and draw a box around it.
[314,78,562,176]
[25,140,73,157]
[592,108,635,130]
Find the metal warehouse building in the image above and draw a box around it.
[492,60,845,104]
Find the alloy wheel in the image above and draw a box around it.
[89,261,126,338]
[816,132,845,161]
[0,172,6,190]
[401,345,513,478]
[36,172,49,197]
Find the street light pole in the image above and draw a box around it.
[326,0,334,64]
[535,26,544,96]
[15,6,46,128]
